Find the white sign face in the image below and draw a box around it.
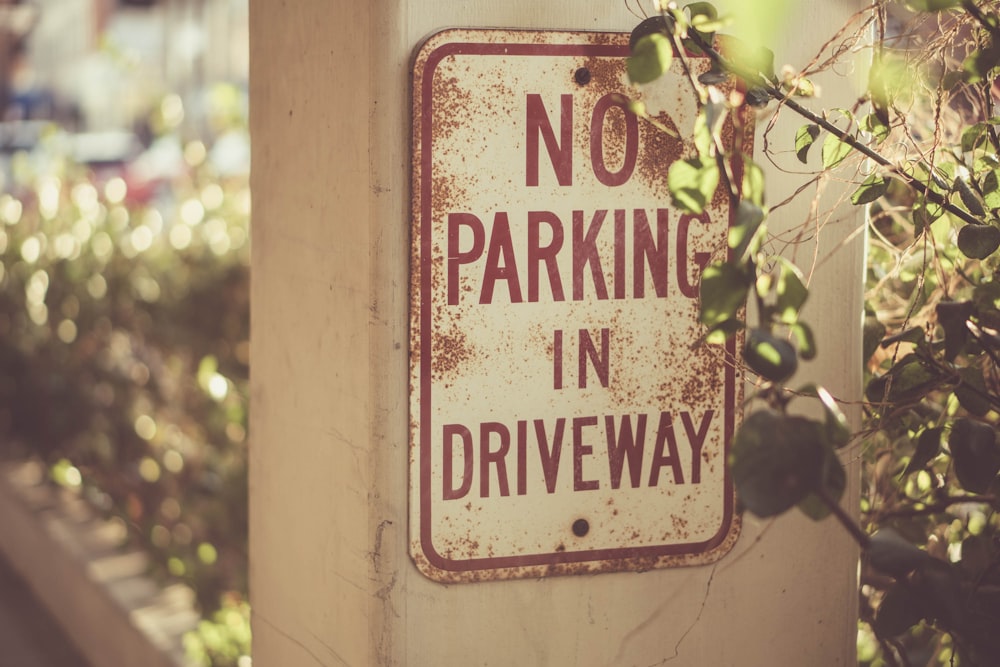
[410,29,745,583]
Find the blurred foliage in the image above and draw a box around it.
[184,594,252,667]
[857,5,1000,665]
[630,2,1000,665]
[0,86,249,666]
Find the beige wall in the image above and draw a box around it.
[250,1,866,665]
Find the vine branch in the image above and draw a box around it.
[680,24,984,228]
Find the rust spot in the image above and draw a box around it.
[430,75,472,144]
[636,112,683,193]
[431,324,474,381]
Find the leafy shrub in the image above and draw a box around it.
[627,2,1000,665]
[0,92,249,665]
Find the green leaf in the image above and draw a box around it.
[874,585,925,638]
[956,176,987,217]
[744,328,798,382]
[869,527,931,577]
[959,534,995,576]
[747,45,776,82]
[880,326,925,348]
[861,113,890,144]
[790,321,817,360]
[693,110,713,157]
[963,42,1000,84]
[730,411,826,518]
[686,2,723,33]
[668,157,720,214]
[983,169,1000,210]
[705,318,744,344]
[949,418,1000,493]
[912,198,945,232]
[787,76,817,98]
[628,15,671,52]
[755,272,772,299]
[868,57,892,126]
[728,200,766,261]
[903,427,942,476]
[685,1,717,19]
[797,384,851,446]
[865,355,940,404]
[921,563,966,627]
[955,367,991,417]
[935,300,974,361]
[797,443,846,520]
[775,258,808,324]
[795,124,820,164]
[627,33,673,84]
[962,122,990,153]
[851,174,889,206]
[741,157,766,207]
[958,224,1000,259]
[704,318,744,344]
[699,261,751,328]
[821,132,852,169]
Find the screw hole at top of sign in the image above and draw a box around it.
[574,67,591,86]
[572,518,590,537]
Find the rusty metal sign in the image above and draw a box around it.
[410,28,746,583]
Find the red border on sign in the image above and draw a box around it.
[414,34,741,576]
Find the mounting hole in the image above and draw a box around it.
[574,67,591,86]
[572,518,590,537]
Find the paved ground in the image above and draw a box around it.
[0,551,91,667]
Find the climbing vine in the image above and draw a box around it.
[628,1,1000,664]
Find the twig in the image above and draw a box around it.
[679,28,984,228]
[818,484,871,549]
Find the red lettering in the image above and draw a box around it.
[578,328,610,389]
[573,416,600,491]
[447,213,485,306]
[590,94,639,187]
[572,209,609,300]
[443,424,474,500]
[649,412,685,486]
[634,209,670,298]
[553,329,563,390]
[480,422,511,497]
[677,213,711,299]
[536,418,565,493]
[480,212,524,304]
[614,209,626,299]
[606,414,647,489]
[682,410,713,484]
[527,211,565,302]
[516,420,528,496]
[526,94,572,187]
[447,208,708,305]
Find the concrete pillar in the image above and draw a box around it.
[250,1,865,665]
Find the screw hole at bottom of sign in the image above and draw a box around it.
[574,67,591,86]
[572,518,590,537]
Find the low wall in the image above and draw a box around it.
[0,460,198,667]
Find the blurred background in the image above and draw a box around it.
[0,1,250,665]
